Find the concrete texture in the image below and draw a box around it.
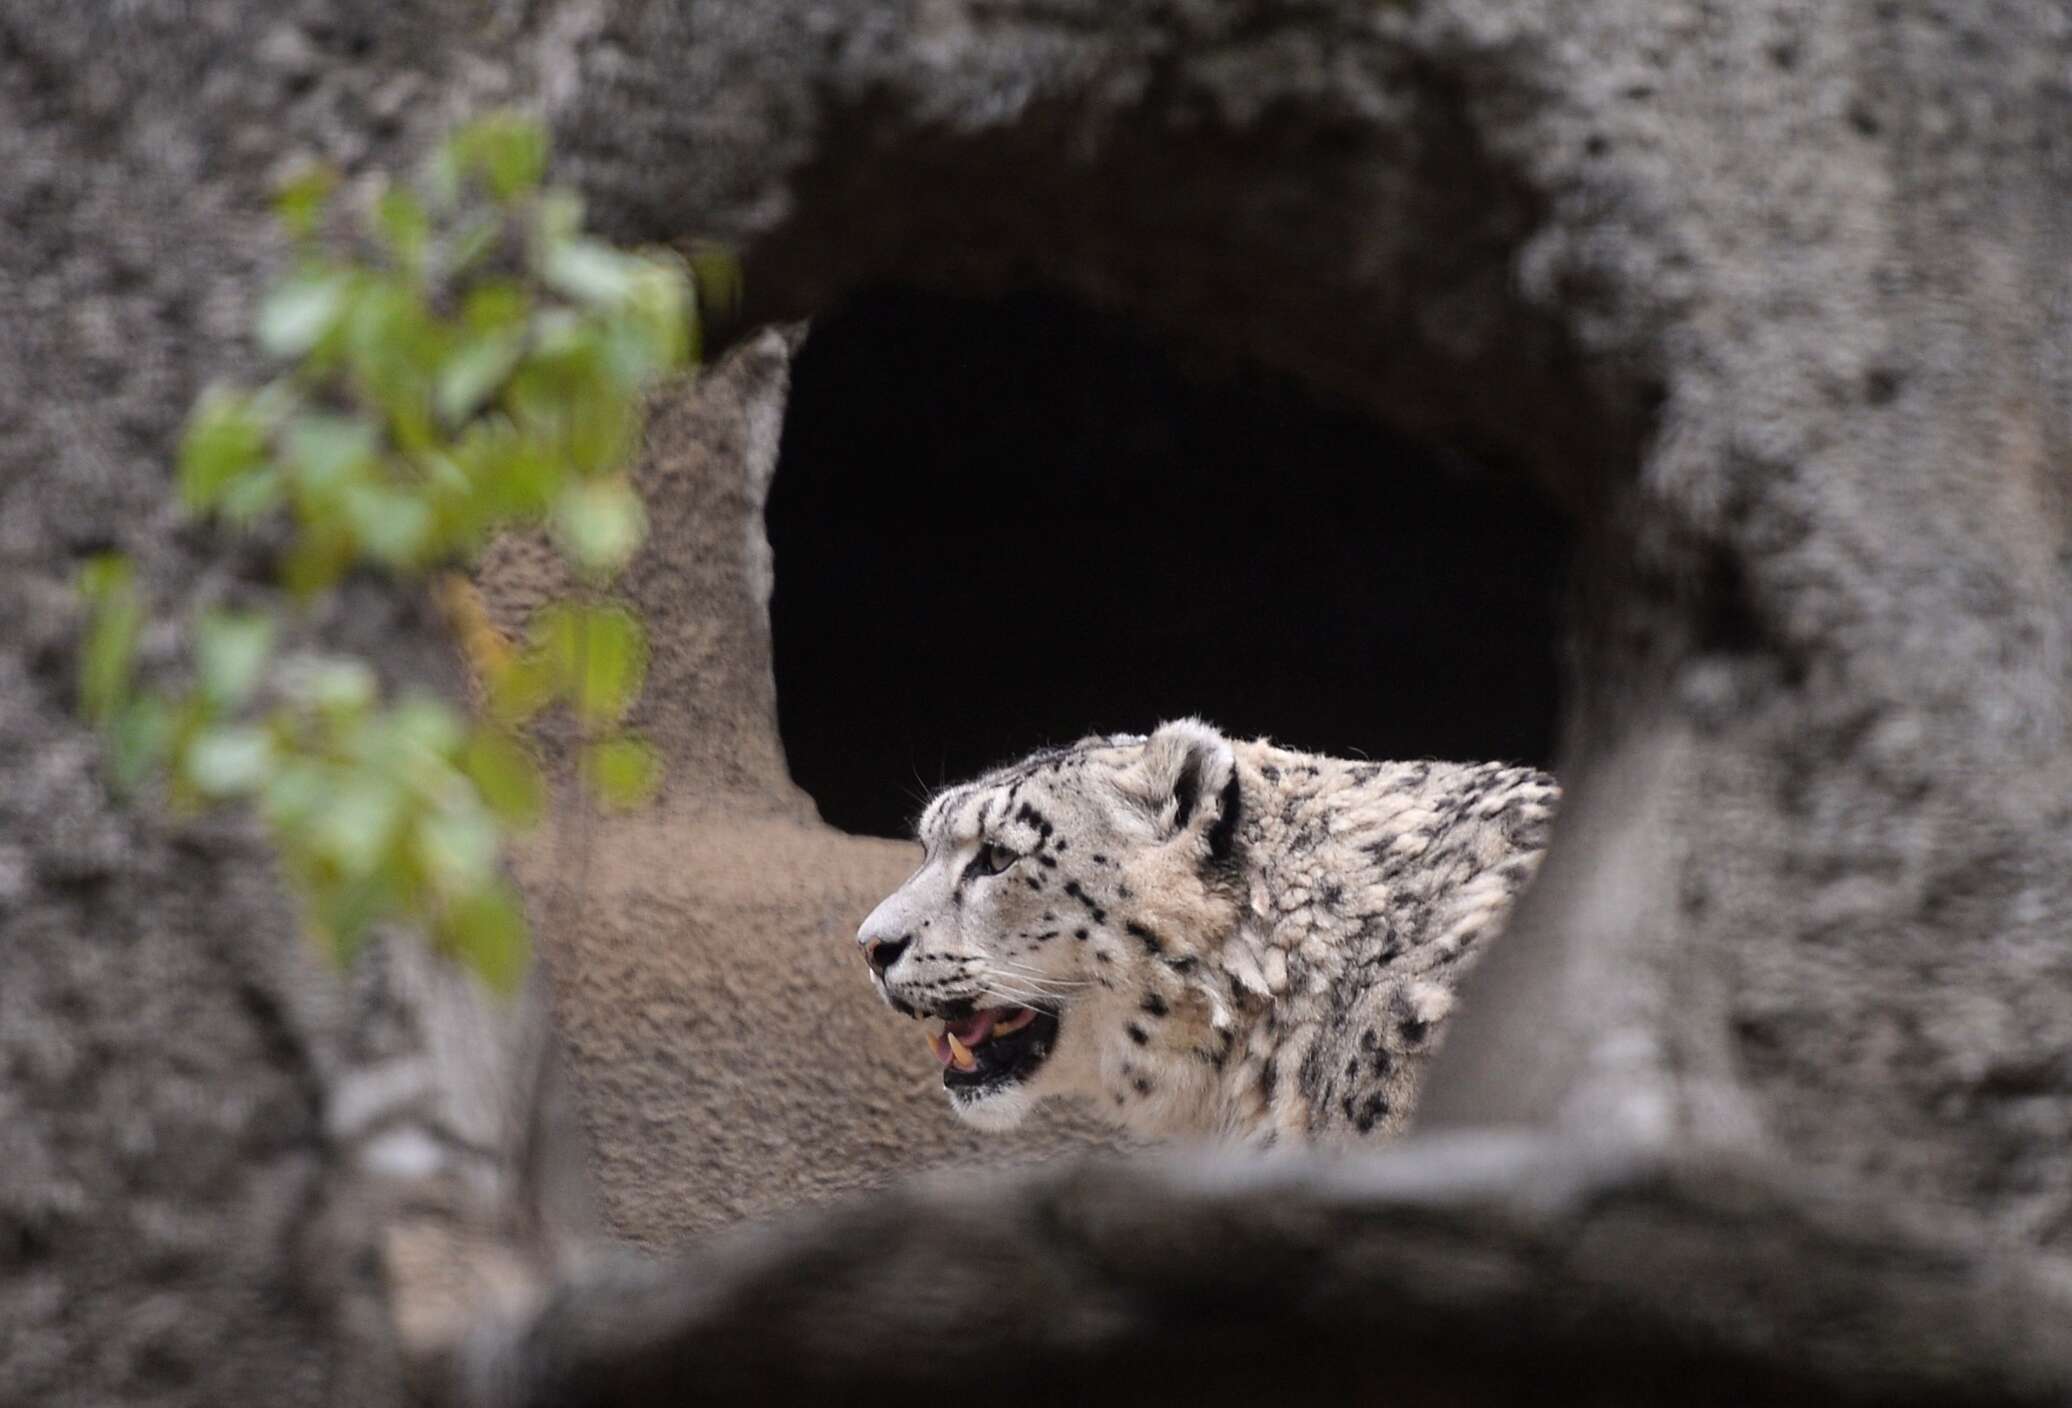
[540,0,2072,1243]
[474,0,2072,1397]
[0,3,528,1402]
[469,1137,2072,1407]
[477,330,1128,1247]
[9,0,2072,1402]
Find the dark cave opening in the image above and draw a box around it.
[766,285,1573,839]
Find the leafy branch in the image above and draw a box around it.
[76,112,725,989]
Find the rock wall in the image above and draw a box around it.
[9,1,2072,1403]
[546,0,2072,1244]
[475,332,1130,1248]
[0,4,526,1401]
[482,0,2072,1397]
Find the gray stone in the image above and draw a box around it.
[0,4,527,1403]
[544,0,2072,1243]
[10,0,2072,1402]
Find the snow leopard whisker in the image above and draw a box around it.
[983,975,1081,1002]
[950,953,1089,990]
[983,979,1078,1004]
[984,989,1062,1013]
[986,962,1090,990]
[989,954,1084,976]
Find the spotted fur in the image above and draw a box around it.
[855,719,1559,1142]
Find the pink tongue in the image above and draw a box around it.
[948,1009,999,1046]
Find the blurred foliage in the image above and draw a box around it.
[77,112,731,989]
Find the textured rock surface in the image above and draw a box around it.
[547,0,2072,1240]
[0,3,535,1403]
[477,331,1129,1247]
[481,0,2072,1395]
[465,1138,2072,1408]
[10,0,2072,1402]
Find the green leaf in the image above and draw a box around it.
[441,882,529,994]
[535,602,646,726]
[311,775,405,876]
[260,758,330,834]
[455,421,561,521]
[458,112,547,203]
[440,285,531,429]
[75,552,134,602]
[274,164,337,241]
[626,258,692,373]
[437,327,527,425]
[345,279,438,445]
[463,728,544,827]
[463,280,531,332]
[543,239,638,307]
[531,191,584,255]
[280,654,378,717]
[593,262,691,391]
[375,184,430,275]
[497,437,565,518]
[386,694,465,762]
[342,482,436,568]
[76,553,142,726]
[218,463,285,525]
[158,691,217,814]
[422,138,464,211]
[108,693,172,792]
[447,211,504,276]
[600,317,670,395]
[195,610,275,711]
[184,724,275,798]
[258,269,352,359]
[523,305,586,363]
[563,376,637,476]
[179,390,270,512]
[486,648,559,725]
[423,462,492,557]
[550,477,646,577]
[413,805,501,896]
[585,734,661,811]
[688,243,743,326]
[281,532,354,599]
[283,414,379,498]
[529,603,580,675]
[310,870,393,968]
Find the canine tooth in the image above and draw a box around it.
[947,1033,977,1070]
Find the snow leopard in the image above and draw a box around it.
[854,719,1558,1143]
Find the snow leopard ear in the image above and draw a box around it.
[1141,719,1241,862]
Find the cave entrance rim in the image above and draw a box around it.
[764,282,1576,839]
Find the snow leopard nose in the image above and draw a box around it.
[863,934,912,976]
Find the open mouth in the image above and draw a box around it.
[924,1005,1060,1093]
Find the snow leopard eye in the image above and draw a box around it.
[977,841,1019,875]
